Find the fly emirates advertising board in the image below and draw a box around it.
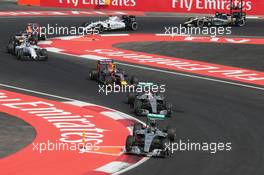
[40,0,263,15]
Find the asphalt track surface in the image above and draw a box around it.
[115,42,264,72]
[0,1,264,175]
[0,113,35,158]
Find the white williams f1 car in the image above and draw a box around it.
[82,15,138,33]
[15,40,48,61]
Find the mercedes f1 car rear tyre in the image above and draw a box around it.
[134,100,143,116]
[125,136,134,152]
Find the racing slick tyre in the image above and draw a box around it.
[96,24,104,34]
[167,126,176,142]
[197,19,205,27]
[89,70,98,80]
[130,22,138,31]
[165,102,173,117]
[130,76,139,84]
[125,135,134,152]
[127,93,136,105]
[104,76,114,85]
[17,50,25,61]
[160,138,171,158]
[6,46,10,54]
[133,123,143,136]
[236,19,246,27]
[41,49,48,61]
[134,100,143,116]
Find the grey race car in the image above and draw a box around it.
[184,0,246,27]
[127,82,173,117]
[125,114,176,157]
[184,11,246,27]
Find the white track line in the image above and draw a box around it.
[42,49,264,91]
[96,161,131,174]
[116,62,264,91]
[0,83,74,101]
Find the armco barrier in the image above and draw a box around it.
[18,0,264,16]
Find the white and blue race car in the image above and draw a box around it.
[82,15,138,33]
[15,40,48,61]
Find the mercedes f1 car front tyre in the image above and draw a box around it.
[167,126,176,142]
[125,135,134,152]
[134,100,143,116]
[127,93,136,105]
[160,138,171,158]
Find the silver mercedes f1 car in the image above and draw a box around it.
[125,114,176,157]
[127,82,173,117]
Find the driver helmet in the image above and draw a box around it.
[109,16,120,21]
[149,119,157,129]
[108,63,116,73]
[26,25,33,34]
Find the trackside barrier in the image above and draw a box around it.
[17,0,264,16]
